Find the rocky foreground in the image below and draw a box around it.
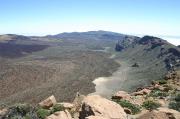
[0,70,180,119]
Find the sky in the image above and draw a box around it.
[0,0,180,45]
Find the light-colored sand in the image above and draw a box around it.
[92,61,130,98]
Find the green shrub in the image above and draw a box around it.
[36,108,51,119]
[142,100,161,110]
[51,104,65,113]
[158,80,167,85]
[113,99,141,114]
[169,102,180,111]
[24,114,31,119]
[149,89,168,97]
[2,104,39,119]
[163,85,173,92]
[14,104,31,115]
[175,93,180,102]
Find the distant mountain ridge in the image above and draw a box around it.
[45,30,126,41]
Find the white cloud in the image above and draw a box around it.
[161,37,180,46]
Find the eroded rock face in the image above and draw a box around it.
[39,95,57,109]
[79,95,127,119]
[46,110,72,119]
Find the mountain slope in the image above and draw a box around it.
[0,31,179,105]
[46,30,124,40]
[114,35,180,91]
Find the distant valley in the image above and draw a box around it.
[0,31,180,105]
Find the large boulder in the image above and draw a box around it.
[39,95,57,109]
[79,95,127,119]
[46,110,72,119]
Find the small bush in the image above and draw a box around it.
[36,108,51,119]
[163,85,173,92]
[113,99,141,114]
[14,104,31,115]
[169,102,180,111]
[142,100,161,110]
[158,80,167,85]
[1,104,39,119]
[51,104,65,113]
[24,114,31,119]
[149,89,168,97]
[175,93,180,102]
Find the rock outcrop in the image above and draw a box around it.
[79,95,127,119]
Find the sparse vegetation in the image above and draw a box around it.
[169,93,180,111]
[149,89,168,97]
[51,104,65,113]
[113,99,141,114]
[142,100,161,110]
[131,63,139,67]
[1,104,39,119]
[157,79,167,85]
[169,102,180,111]
[36,108,51,119]
[175,93,180,102]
